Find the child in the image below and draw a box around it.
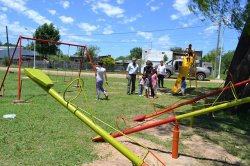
[144,75,150,98]
[95,61,108,100]
[151,69,158,98]
[176,76,187,96]
[138,75,145,96]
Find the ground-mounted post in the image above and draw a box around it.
[172,122,179,159]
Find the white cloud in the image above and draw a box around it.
[78,22,99,35]
[171,0,191,20]
[155,35,171,49]
[173,0,190,16]
[92,2,124,18]
[0,7,8,12]
[150,6,160,11]
[146,0,155,6]
[170,14,178,20]
[116,0,124,4]
[48,9,56,15]
[0,14,34,36]
[120,14,142,24]
[60,0,70,9]
[103,25,113,34]
[0,0,51,25]
[137,31,153,40]
[204,25,217,35]
[59,16,74,24]
[130,26,135,31]
[97,18,106,22]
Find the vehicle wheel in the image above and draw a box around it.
[165,70,171,78]
[196,73,205,81]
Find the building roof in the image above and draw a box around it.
[0,46,38,59]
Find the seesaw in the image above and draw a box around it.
[24,68,148,166]
[133,79,250,121]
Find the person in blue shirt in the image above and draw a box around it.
[176,76,187,96]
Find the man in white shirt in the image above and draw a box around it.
[126,57,139,95]
[157,60,166,88]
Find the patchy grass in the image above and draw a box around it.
[0,70,249,165]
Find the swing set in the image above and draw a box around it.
[0,36,95,103]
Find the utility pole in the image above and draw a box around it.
[25,28,36,68]
[217,26,225,79]
[5,26,10,61]
[214,21,221,79]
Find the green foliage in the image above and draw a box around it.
[189,0,249,31]
[87,45,99,61]
[75,45,99,62]
[102,57,115,66]
[34,23,60,59]
[163,54,168,62]
[221,50,234,73]
[129,47,142,60]
[170,47,184,52]
[115,56,129,60]
[47,54,70,62]
[2,56,10,66]
[202,49,216,64]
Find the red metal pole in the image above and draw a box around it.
[92,117,176,142]
[134,79,250,121]
[0,38,20,92]
[18,37,22,101]
[172,122,179,159]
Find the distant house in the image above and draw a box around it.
[0,46,39,60]
[141,49,173,73]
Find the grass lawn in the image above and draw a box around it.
[0,70,249,165]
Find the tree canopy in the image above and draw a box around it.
[129,47,142,60]
[189,0,249,31]
[34,23,60,59]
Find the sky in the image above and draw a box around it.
[0,0,243,58]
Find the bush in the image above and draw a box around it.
[2,56,10,66]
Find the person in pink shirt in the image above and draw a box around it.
[151,69,158,98]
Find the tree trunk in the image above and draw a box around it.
[222,16,250,118]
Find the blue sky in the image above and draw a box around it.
[0,0,242,58]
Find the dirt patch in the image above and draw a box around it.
[83,136,200,166]
[83,123,240,166]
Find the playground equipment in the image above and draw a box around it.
[93,95,250,142]
[0,36,94,103]
[134,79,250,121]
[24,68,149,166]
[172,55,195,93]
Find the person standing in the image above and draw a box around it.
[157,60,166,88]
[185,44,194,62]
[143,60,154,97]
[95,61,108,100]
[126,57,139,95]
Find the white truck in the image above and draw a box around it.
[164,59,211,80]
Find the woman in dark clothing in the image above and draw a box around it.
[143,60,154,98]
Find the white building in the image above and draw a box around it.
[140,49,173,73]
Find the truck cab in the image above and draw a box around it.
[165,59,211,80]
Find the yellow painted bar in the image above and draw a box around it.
[24,68,144,166]
[176,97,250,120]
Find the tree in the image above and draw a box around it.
[102,57,115,66]
[129,47,142,60]
[221,50,234,74]
[163,54,168,62]
[87,45,99,62]
[170,47,184,52]
[115,56,129,61]
[189,0,250,119]
[34,23,60,59]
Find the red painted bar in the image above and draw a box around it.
[134,79,250,121]
[92,117,176,142]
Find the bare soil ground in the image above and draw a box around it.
[83,123,240,166]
